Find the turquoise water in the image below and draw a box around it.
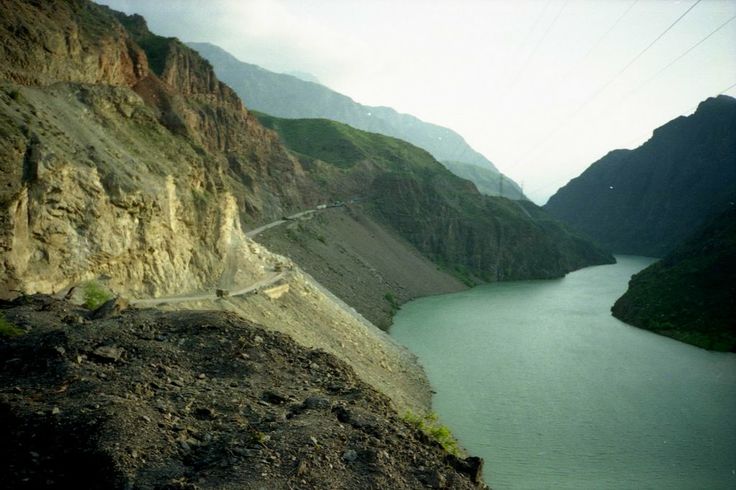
[391,256,736,489]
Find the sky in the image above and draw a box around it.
[97,0,736,204]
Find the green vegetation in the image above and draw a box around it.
[612,208,736,351]
[255,112,613,282]
[0,313,23,338]
[256,112,439,172]
[402,411,463,457]
[384,292,399,312]
[82,281,113,310]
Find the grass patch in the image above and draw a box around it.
[402,411,463,457]
[82,281,113,310]
[384,291,400,313]
[0,313,24,338]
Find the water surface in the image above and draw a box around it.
[391,256,736,489]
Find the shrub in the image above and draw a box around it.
[82,281,113,310]
[0,313,23,338]
[384,292,399,311]
[402,410,463,457]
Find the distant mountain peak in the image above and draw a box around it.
[186,41,527,200]
[545,95,736,257]
[696,93,736,112]
[284,70,321,84]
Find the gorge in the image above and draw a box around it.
[1,1,734,488]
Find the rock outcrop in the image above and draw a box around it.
[0,0,311,299]
[544,95,736,257]
[0,0,431,419]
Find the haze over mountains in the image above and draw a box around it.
[545,95,736,257]
[187,41,525,201]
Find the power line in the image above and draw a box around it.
[505,0,570,95]
[560,0,640,81]
[615,13,736,107]
[602,0,703,92]
[511,0,704,165]
[719,81,736,94]
[526,79,736,201]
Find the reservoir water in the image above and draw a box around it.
[391,256,736,489]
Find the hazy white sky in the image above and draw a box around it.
[98,0,736,203]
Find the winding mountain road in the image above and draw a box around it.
[245,209,316,238]
[131,272,288,307]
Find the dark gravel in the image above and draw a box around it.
[0,295,487,489]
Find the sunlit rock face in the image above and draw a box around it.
[0,0,314,299]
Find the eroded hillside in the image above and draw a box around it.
[257,113,615,284]
[0,0,432,419]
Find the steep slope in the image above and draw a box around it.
[0,2,309,299]
[0,0,434,418]
[544,95,736,256]
[187,41,526,200]
[612,207,736,351]
[257,113,615,283]
[255,206,467,330]
[0,295,485,489]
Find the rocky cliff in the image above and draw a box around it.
[545,95,736,257]
[187,41,526,200]
[0,1,312,300]
[257,113,615,283]
[612,207,736,351]
[0,0,434,422]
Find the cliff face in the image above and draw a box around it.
[0,0,433,419]
[258,114,614,283]
[544,95,736,257]
[187,41,526,200]
[0,1,311,299]
[0,0,147,87]
[612,207,736,351]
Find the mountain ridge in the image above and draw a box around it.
[544,94,736,257]
[257,112,615,284]
[186,41,525,200]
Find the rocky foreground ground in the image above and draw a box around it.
[0,295,486,489]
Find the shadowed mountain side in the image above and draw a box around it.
[256,113,615,283]
[186,41,525,200]
[612,207,736,352]
[545,95,736,257]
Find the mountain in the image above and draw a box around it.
[186,41,525,200]
[442,160,525,200]
[256,113,615,284]
[284,70,321,84]
[0,0,448,423]
[0,2,312,300]
[612,207,736,351]
[544,95,736,257]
